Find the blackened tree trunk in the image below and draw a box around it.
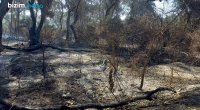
[0,0,13,50]
[28,0,52,47]
[70,12,79,44]
[59,0,64,31]
[0,18,2,50]
[29,0,39,46]
[65,0,81,45]
[36,8,46,41]
[66,10,71,41]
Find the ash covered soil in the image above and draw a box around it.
[0,48,200,110]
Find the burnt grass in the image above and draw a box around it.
[0,48,200,109]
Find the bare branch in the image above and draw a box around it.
[0,87,176,110]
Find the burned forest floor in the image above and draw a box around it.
[0,43,200,110]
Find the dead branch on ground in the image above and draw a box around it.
[0,87,176,110]
[2,44,95,52]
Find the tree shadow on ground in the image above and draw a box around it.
[0,85,10,100]
[8,52,47,78]
[177,87,200,108]
[8,75,98,109]
[11,79,64,108]
[0,76,11,109]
